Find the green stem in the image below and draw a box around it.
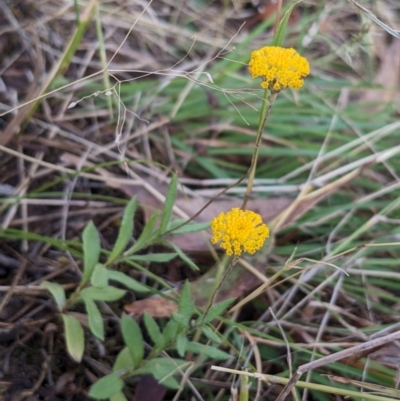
[239,372,250,401]
[200,255,235,325]
[241,90,277,210]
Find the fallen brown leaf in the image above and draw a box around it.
[124,296,178,317]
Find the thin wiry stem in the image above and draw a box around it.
[241,90,277,210]
[200,256,237,325]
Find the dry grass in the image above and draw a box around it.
[1,1,400,400]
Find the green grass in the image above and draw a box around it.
[1,1,400,400]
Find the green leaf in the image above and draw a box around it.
[91,263,109,288]
[168,242,199,271]
[159,174,178,233]
[185,341,231,360]
[113,347,133,373]
[40,281,66,311]
[82,221,101,283]
[107,270,149,293]
[62,314,85,362]
[178,281,194,327]
[201,325,222,344]
[89,373,124,399]
[200,298,236,325]
[121,314,144,367]
[176,333,188,357]
[110,391,128,401]
[127,253,177,262]
[107,197,137,264]
[143,313,164,349]
[171,313,188,328]
[162,319,179,346]
[142,358,187,389]
[272,0,305,46]
[125,212,160,255]
[80,286,126,302]
[83,297,104,340]
[168,220,210,235]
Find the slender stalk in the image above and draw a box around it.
[199,90,279,323]
[200,256,236,325]
[239,372,250,401]
[95,4,113,116]
[241,90,277,210]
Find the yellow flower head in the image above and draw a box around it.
[248,46,310,92]
[211,208,269,256]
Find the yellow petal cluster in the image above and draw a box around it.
[211,208,269,256]
[248,46,310,92]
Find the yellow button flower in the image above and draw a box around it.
[248,46,310,92]
[211,208,269,256]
